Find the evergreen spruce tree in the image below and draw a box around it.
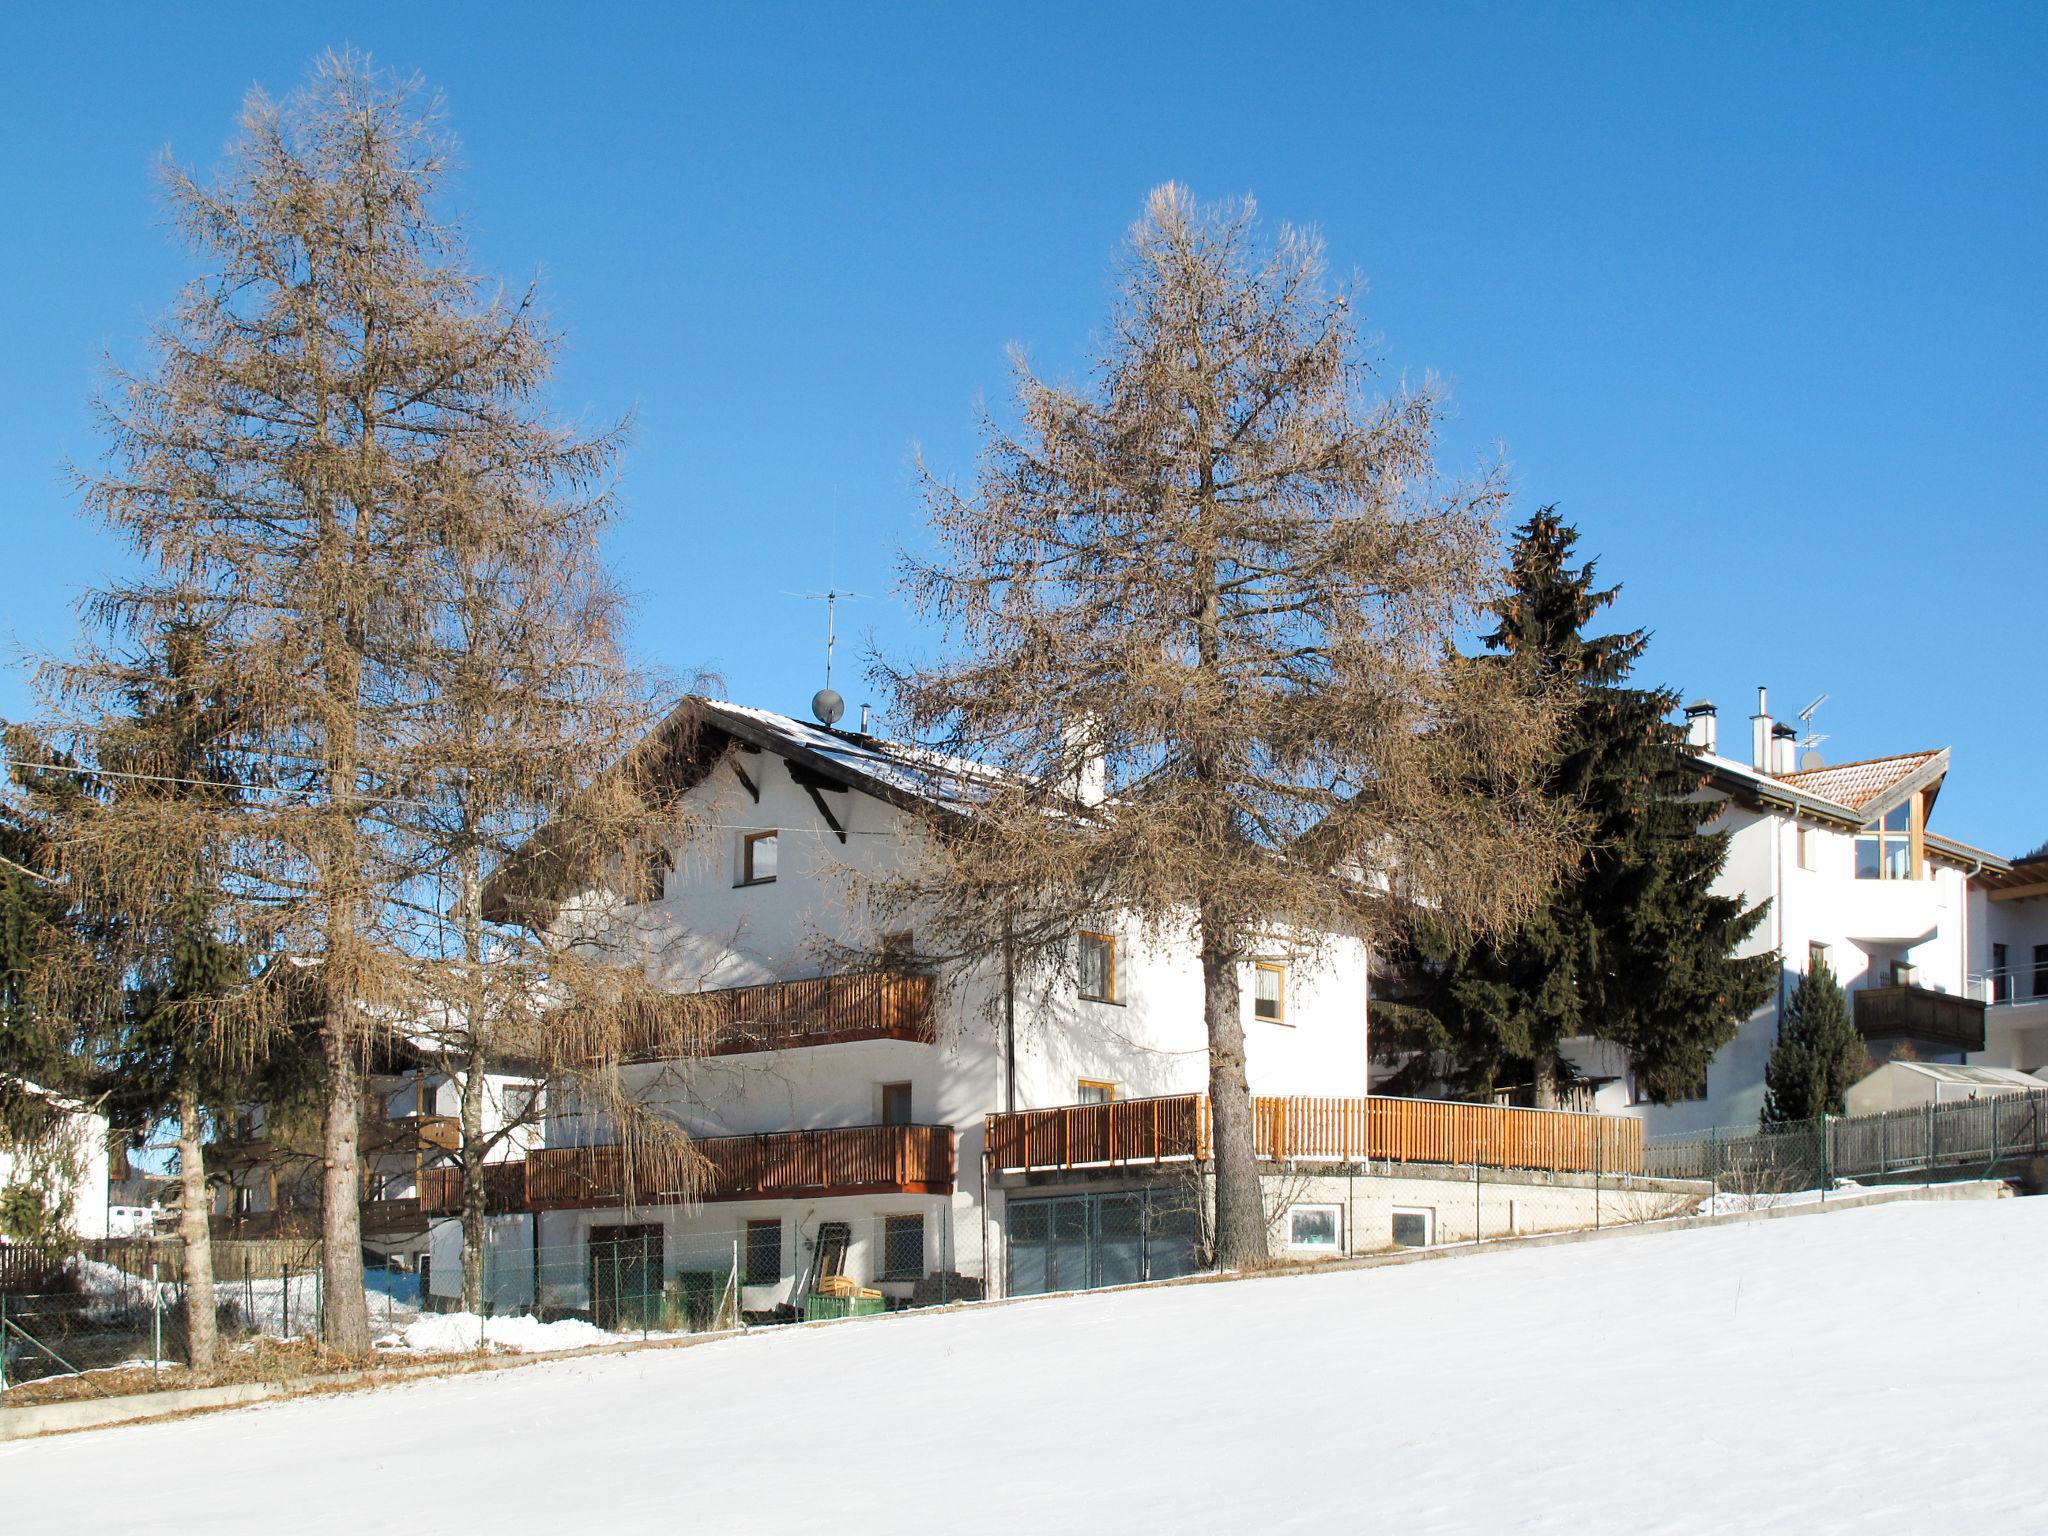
[1382,510,1776,1104]
[1762,960,1866,1123]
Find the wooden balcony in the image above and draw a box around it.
[519,1123,956,1211]
[1853,984,1986,1054]
[986,1093,1644,1178]
[413,1162,532,1218]
[619,971,936,1061]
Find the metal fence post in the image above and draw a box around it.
[151,1262,162,1381]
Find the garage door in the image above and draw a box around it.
[1006,1189,1199,1296]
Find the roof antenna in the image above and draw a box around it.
[784,586,867,727]
[1796,693,1830,769]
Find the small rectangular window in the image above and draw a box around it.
[1077,931,1117,1002]
[1254,962,1287,1023]
[1391,1208,1433,1249]
[882,1214,925,1281]
[1795,825,1814,871]
[740,830,779,885]
[880,1081,914,1126]
[1287,1204,1341,1252]
[1076,1079,1117,1106]
[745,1220,782,1285]
[1808,941,1830,977]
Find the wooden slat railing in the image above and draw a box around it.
[618,971,936,1060]
[413,1161,531,1217]
[518,1123,955,1211]
[986,1093,1644,1177]
[1852,983,1987,1053]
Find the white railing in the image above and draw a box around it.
[1968,969,2048,1008]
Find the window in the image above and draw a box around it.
[745,1220,782,1285]
[639,844,672,902]
[1077,931,1117,1002]
[1287,1204,1342,1252]
[1254,962,1287,1023]
[1854,797,1917,881]
[2036,945,2048,1001]
[739,829,778,886]
[1795,824,1815,871]
[880,1081,914,1126]
[1076,1079,1117,1106]
[1808,941,1831,978]
[1891,959,1917,989]
[502,1083,540,1126]
[882,1214,925,1281]
[1991,943,2010,1003]
[880,930,915,963]
[1391,1208,1434,1249]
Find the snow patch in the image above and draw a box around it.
[382,1311,616,1354]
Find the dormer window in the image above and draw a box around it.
[740,830,779,886]
[1854,795,1919,881]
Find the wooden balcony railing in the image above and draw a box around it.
[619,971,936,1061]
[1853,984,1987,1054]
[986,1093,1644,1177]
[518,1123,956,1211]
[413,1161,531,1218]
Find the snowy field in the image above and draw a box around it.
[6,1195,2042,1535]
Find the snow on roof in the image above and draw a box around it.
[696,698,1030,815]
[1774,750,1945,815]
[1875,1062,2042,1090]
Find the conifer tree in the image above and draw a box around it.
[1382,510,1776,1105]
[1762,960,1866,1123]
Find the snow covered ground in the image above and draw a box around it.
[5,1195,2042,1534]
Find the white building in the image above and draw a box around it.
[0,1083,111,1241]
[1568,689,2011,1135]
[1970,852,2048,1072]
[489,698,1376,1316]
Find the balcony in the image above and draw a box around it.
[412,1162,532,1218]
[985,1093,1644,1177]
[518,1123,956,1211]
[618,971,936,1061]
[1853,983,1986,1054]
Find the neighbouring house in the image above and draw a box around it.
[469,696,1658,1318]
[0,1081,112,1242]
[1843,1060,2045,1116]
[213,1044,541,1270]
[1970,851,2048,1071]
[1565,688,2010,1134]
[106,1170,180,1237]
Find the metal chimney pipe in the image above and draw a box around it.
[1750,686,1773,771]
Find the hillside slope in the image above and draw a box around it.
[5,1196,2040,1534]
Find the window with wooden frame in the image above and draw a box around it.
[1076,1079,1117,1106]
[739,829,779,886]
[882,1214,925,1281]
[745,1220,782,1285]
[1253,962,1287,1023]
[1077,931,1117,1002]
[1854,794,1921,881]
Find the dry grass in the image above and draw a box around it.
[2,1333,400,1406]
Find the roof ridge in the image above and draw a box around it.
[1776,747,1944,779]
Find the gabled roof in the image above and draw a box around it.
[1687,747,2009,875]
[1774,750,1946,816]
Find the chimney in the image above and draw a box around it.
[1063,716,1107,806]
[1750,686,1773,772]
[1683,700,1718,755]
[1772,723,1798,775]
[859,702,872,735]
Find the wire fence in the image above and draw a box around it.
[1644,1088,2048,1207]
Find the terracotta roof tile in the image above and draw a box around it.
[1773,750,1943,814]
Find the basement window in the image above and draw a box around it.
[1287,1204,1342,1252]
[746,1220,782,1285]
[1391,1208,1434,1249]
[739,830,779,886]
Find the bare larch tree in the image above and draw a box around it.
[36,52,692,1354]
[879,186,1572,1267]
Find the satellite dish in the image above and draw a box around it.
[811,688,845,727]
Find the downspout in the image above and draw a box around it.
[1002,913,1018,1115]
[1960,855,1982,1063]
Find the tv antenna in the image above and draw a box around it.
[784,587,868,726]
[1796,692,1830,761]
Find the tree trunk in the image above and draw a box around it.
[459,1053,487,1315]
[1532,1053,1561,1111]
[1202,930,1268,1268]
[175,1083,218,1370]
[319,1016,372,1354]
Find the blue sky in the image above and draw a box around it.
[2,4,2041,854]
